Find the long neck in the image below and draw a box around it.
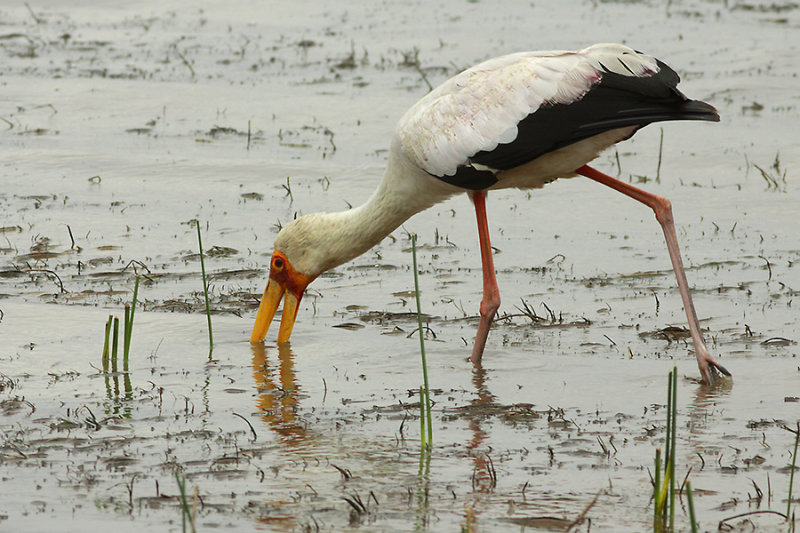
[315,147,458,271]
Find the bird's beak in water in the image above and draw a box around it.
[250,252,314,345]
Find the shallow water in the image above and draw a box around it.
[1,0,799,531]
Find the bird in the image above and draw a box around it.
[250,43,731,385]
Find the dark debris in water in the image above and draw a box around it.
[358,310,436,324]
[332,322,365,330]
[240,192,264,201]
[444,402,545,425]
[639,325,692,342]
[500,515,572,530]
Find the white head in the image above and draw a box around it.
[248,215,324,345]
[249,211,363,345]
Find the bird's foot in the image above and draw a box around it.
[697,349,731,386]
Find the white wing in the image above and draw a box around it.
[395,43,659,177]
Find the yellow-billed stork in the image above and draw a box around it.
[250,43,730,385]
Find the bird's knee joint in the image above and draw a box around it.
[652,195,673,223]
[480,296,501,317]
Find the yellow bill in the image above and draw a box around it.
[250,251,314,345]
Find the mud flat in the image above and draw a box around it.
[1,0,798,531]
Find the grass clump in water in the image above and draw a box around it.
[652,366,682,532]
[101,276,140,375]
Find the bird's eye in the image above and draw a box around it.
[273,257,284,270]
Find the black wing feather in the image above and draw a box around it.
[468,59,719,172]
[437,165,499,190]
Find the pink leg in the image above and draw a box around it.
[470,191,501,365]
[576,165,730,385]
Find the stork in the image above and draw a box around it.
[250,43,730,385]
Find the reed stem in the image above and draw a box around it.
[686,480,698,533]
[196,221,213,352]
[102,315,112,372]
[654,447,662,523]
[419,385,426,451]
[788,422,799,520]
[123,276,140,365]
[123,304,130,368]
[669,366,677,531]
[411,234,432,446]
[174,469,195,533]
[111,317,119,373]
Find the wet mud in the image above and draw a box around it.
[1,0,799,531]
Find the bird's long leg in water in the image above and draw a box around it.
[470,190,500,365]
[576,164,731,385]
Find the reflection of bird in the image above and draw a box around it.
[251,43,730,384]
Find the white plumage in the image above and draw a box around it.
[251,43,730,386]
[397,44,657,178]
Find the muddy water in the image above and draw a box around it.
[2,0,799,531]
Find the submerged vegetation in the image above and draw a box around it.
[100,276,139,403]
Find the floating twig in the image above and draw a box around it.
[281,176,293,201]
[232,412,257,442]
[324,127,336,152]
[26,268,66,293]
[172,44,196,78]
[758,255,772,281]
[331,464,352,480]
[25,2,43,24]
[565,490,603,532]
[66,225,76,249]
[718,510,788,529]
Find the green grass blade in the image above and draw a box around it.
[788,422,799,519]
[669,366,677,531]
[102,315,112,372]
[654,447,662,521]
[657,462,671,517]
[411,234,432,445]
[174,469,195,533]
[124,275,140,363]
[663,368,672,521]
[686,480,698,533]
[664,370,672,470]
[123,304,130,369]
[196,221,213,353]
[111,316,119,373]
[419,385,426,457]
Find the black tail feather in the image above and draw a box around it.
[471,59,718,171]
